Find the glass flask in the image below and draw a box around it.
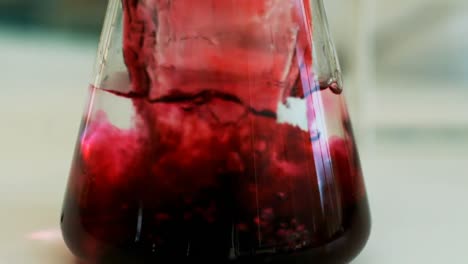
[60,0,371,263]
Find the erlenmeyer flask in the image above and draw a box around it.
[60,0,371,263]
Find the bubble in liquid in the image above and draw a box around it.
[261,208,274,221]
[290,218,297,226]
[296,224,306,232]
[276,192,288,201]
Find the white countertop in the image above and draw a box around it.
[1,29,467,264]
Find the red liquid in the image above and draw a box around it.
[61,1,370,263]
[61,87,370,263]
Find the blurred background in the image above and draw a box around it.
[0,0,467,263]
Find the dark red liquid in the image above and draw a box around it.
[61,1,370,263]
[61,87,370,264]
